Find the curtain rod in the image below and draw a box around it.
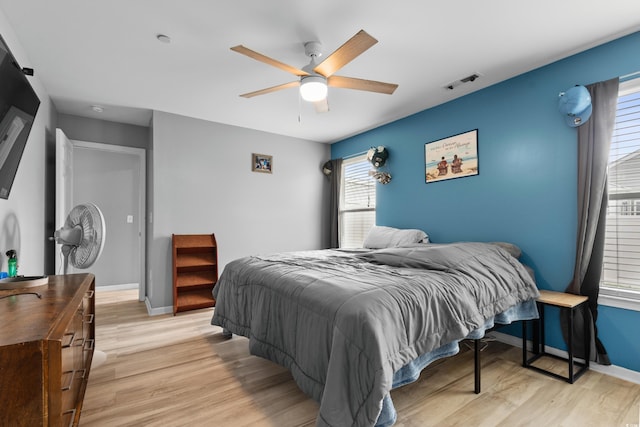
[621,70,640,82]
[342,150,368,160]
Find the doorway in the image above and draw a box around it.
[55,130,146,301]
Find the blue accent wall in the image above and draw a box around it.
[332,32,640,373]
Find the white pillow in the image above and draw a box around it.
[363,226,429,249]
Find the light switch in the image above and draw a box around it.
[127,215,134,223]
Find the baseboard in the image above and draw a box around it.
[490,331,640,385]
[95,283,138,291]
[144,297,172,316]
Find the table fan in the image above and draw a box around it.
[54,203,105,275]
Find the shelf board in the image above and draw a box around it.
[173,234,216,249]
[175,288,215,313]
[176,246,216,254]
[176,271,216,288]
[176,253,217,268]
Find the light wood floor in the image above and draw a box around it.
[81,290,640,427]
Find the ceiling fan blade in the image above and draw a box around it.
[240,81,300,98]
[328,75,398,95]
[313,98,330,113]
[231,45,310,76]
[313,30,378,77]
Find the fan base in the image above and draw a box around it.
[92,350,107,368]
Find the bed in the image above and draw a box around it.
[211,235,539,427]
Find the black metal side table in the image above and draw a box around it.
[522,290,590,383]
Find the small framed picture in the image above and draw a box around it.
[252,153,272,173]
[425,129,479,183]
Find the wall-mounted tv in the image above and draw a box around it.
[0,33,40,199]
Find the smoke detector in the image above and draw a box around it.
[445,73,481,90]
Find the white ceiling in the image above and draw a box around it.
[1,1,639,143]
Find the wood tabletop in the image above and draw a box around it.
[537,289,589,308]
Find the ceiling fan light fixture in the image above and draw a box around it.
[300,75,328,102]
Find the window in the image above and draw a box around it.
[601,77,640,310]
[339,154,376,248]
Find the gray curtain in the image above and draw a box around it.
[564,77,619,364]
[329,158,343,248]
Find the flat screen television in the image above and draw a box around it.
[0,33,40,199]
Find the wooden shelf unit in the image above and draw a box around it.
[172,233,218,314]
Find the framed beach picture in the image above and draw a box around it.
[425,129,479,183]
[252,153,272,173]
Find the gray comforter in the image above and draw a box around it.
[211,242,539,426]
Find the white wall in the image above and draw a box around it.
[0,12,55,275]
[149,111,330,311]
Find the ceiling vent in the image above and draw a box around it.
[445,73,481,90]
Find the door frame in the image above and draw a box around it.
[55,129,74,274]
[69,139,146,302]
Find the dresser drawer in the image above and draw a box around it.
[62,409,77,427]
[61,312,84,372]
[61,368,85,415]
[81,289,95,367]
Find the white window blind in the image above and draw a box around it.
[602,77,640,304]
[339,155,376,248]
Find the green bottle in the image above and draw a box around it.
[6,250,17,278]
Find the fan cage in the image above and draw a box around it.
[64,203,105,270]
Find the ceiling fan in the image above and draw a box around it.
[231,30,398,112]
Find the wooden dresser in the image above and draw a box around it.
[0,274,96,426]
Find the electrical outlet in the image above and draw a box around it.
[127,215,134,223]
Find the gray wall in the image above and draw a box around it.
[0,12,56,276]
[57,113,149,149]
[71,146,141,286]
[2,9,330,310]
[148,110,330,312]
[56,114,150,287]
